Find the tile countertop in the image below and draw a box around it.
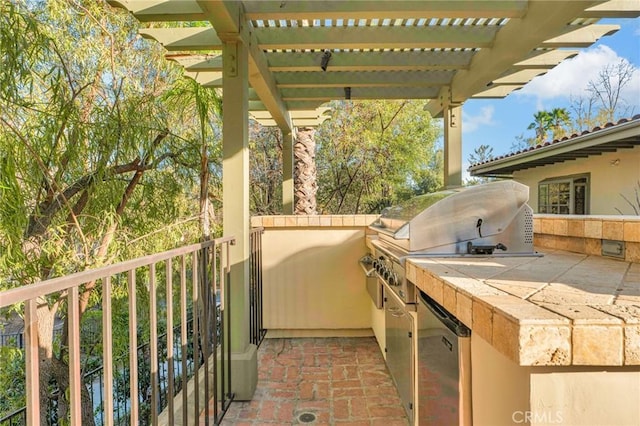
[406,249,640,367]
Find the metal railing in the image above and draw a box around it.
[1,314,205,426]
[0,328,63,350]
[0,333,24,349]
[249,227,266,347]
[0,236,235,426]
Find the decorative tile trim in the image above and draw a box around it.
[534,215,640,262]
[251,215,379,228]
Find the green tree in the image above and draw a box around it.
[0,1,221,423]
[163,77,223,240]
[527,110,552,142]
[249,122,283,215]
[0,345,25,417]
[468,144,494,165]
[509,133,536,152]
[569,94,598,132]
[548,107,571,140]
[466,144,494,185]
[315,100,442,213]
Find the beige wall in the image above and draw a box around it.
[472,335,531,426]
[260,226,372,334]
[514,146,640,215]
[472,334,640,426]
[530,369,640,426]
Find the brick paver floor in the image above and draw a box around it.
[210,337,409,425]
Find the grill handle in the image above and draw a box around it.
[466,242,507,255]
[359,255,375,277]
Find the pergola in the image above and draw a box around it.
[107,0,639,398]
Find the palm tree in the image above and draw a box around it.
[294,127,318,214]
[527,110,552,143]
[164,77,222,240]
[548,107,571,140]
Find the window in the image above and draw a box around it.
[538,174,589,214]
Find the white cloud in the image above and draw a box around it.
[462,105,495,133]
[517,45,640,105]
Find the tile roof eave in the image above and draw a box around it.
[469,116,640,177]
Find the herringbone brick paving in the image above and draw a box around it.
[209,337,409,425]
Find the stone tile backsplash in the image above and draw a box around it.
[534,215,640,263]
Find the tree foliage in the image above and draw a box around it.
[314,100,442,214]
[249,122,283,214]
[0,0,223,422]
[466,144,495,186]
[587,59,636,123]
[515,60,637,151]
[527,110,551,142]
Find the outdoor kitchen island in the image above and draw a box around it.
[252,211,640,425]
[405,248,640,426]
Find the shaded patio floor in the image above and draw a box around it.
[211,337,409,425]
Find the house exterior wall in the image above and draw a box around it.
[513,145,640,215]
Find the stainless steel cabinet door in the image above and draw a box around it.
[385,292,414,422]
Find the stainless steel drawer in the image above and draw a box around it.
[360,255,383,309]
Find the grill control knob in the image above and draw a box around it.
[383,270,390,281]
[388,273,398,286]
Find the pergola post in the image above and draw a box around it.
[444,103,463,188]
[282,130,295,214]
[221,36,257,400]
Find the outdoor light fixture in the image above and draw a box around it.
[344,87,351,100]
[320,50,332,71]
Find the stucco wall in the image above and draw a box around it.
[471,335,531,425]
[530,368,640,426]
[253,216,376,335]
[472,334,640,426]
[514,145,640,215]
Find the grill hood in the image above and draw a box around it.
[370,181,535,255]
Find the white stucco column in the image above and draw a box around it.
[282,130,294,214]
[444,104,463,188]
[222,37,257,399]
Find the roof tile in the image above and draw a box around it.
[468,115,640,168]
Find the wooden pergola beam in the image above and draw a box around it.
[242,0,529,20]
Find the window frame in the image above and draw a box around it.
[538,173,590,215]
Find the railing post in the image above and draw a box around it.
[191,251,200,421]
[24,299,40,425]
[68,287,82,425]
[102,276,114,426]
[165,259,175,426]
[127,270,139,424]
[149,264,159,425]
[179,254,188,426]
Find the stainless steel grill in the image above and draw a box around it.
[369,181,539,305]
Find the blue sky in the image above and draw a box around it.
[459,17,640,177]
